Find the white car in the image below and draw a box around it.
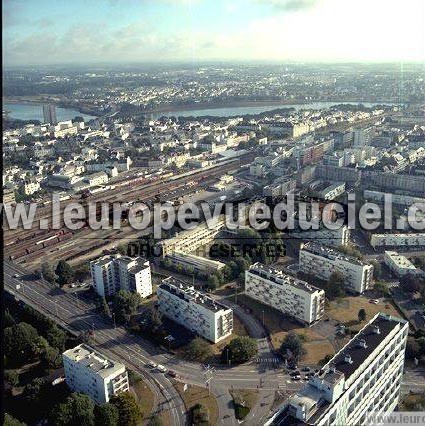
[148,361,157,368]
[156,364,167,373]
[13,274,20,278]
[369,299,379,305]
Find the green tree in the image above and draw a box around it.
[280,332,306,362]
[100,297,111,317]
[110,392,142,426]
[113,290,142,323]
[327,272,345,299]
[225,336,258,364]
[55,260,74,286]
[4,322,39,362]
[142,307,163,332]
[374,281,390,297]
[31,335,50,357]
[41,346,62,369]
[190,403,209,425]
[23,377,48,404]
[4,413,26,426]
[46,325,67,351]
[41,261,57,283]
[4,370,19,387]
[52,393,95,426]
[94,403,119,426]
[206,274,220,291]
[358,308,367,322]
[183,338,213,362]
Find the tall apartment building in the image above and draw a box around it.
[370,233,425,250]
[63,344,129,404]
[90,254,152,298]
[157,216,226,257]
[43,104,57,125]
[267,313,408,426]
[353,128,371,147]
[290,224,350,247]
[299,242,373,294]
[245,263,325,325]
[157,277,233,343]
[384,251,422,277]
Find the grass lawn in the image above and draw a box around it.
[131,379,155,423]
[399,393,425,411]
[235,295,336,365]
[326,296,402,332]
[174,382,219,425]
[230,389,259,409]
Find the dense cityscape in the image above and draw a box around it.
[3,1,425,426]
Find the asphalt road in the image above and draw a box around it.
[4,260,425,425]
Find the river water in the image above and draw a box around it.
[3,102,97,122]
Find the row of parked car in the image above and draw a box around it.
[287,365,320,381]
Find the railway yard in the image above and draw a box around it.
[4,154,254,269]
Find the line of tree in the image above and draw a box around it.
[49,391,142,426]
[40,260,75,287]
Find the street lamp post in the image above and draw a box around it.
[112,312,116,329]
[54,300,58,317]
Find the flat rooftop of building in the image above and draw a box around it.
[63,344,125,378]
[248,262,323,295]
[159,277,230,313]
[323,313,404,381]
[385,251,417,269]
[301,241,368,266]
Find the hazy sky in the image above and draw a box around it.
[3,0,425,66]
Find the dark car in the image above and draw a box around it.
[167,370,178,378]
[289,371,300,377]
[301,367,310,372]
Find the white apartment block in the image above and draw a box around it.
[266,313,408,426]
[290,224,350,247]
[158,216,226,257]
[363,190,425,207]
[85,171,109,187]
[165,252,226,274]
[318,182,346,200]
[90,254,152,298]
[157,277,233,343]
[245,263,325,325]
[63,344,129,404]
[370,233,425,250]
[299,242,373,294]
[23,179,41,195]
[384,251,422,277]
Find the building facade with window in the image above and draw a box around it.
[267,313,408,425]
[63,344,129,404]
[245,263,325,325]
[299,242,373,294]
[157,277,233,343]
[90,254,152,298]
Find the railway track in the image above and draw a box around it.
[5,154,254,269]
